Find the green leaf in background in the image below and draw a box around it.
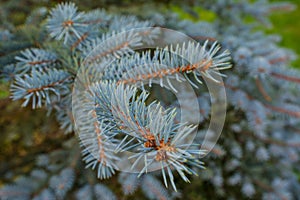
[0,83,9,99]
[170,5,216,22]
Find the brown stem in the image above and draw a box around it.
[271,72,300,84]
[27,77,70,93]
[70,32,89,51]
[117,59,213,85]
[255,78,272,102]
[223,82,300,118]
[264,104,300,118]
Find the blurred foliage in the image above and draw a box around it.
[0,0,299,199]
[0,98,64,184]
[170,6,216,22]
[170,0,300,68]
[2,0,299,70]
[0,0,172,26]
[267,0,300,68]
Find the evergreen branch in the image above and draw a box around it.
[118,173,140,195]
[46,2,87,44]
[109,15,154,32]
[79,111,120,179]
[224,82,300,118]
[271,72,300,84]
[269,56,289,64]
[15,48,58,73]
[78,81,205,188]
[10,69,71,108]
[141,175,174,200]
[70,32,89,51]
[0,64,18,81]
[0,41,34,68]
[3,1,299,199]
[255,77,272,102]
[104,41,231,90]
[82,9,111,26]
[264,104,300,118]
[26,77,68,93]
[49,168,75,199]
[83,30,142,63]
[76,84,120,179]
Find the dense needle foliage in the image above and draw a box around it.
[0,0,300,199]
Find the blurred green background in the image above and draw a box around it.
[268,0,300,68]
